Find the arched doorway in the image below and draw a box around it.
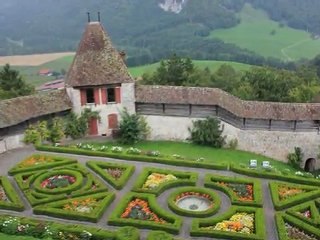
[304,158,316,172]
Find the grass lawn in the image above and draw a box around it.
[84,140,298,173]
[0,233,37,240]
[209,3,320,61]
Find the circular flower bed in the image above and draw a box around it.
[168,187,220,217]
[33,170,83,194]
[41,175,76,189]
[142,173,177,189]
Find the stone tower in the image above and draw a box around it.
[65,21,135,136]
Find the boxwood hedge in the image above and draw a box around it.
[131,167,198,196]
[86,161,135,190]
[286,200,320,227]
[275,212,320,240]
[33,192,115,222]
[0,177,24,211]
[269,181,320,211]
[36,145,228,170]
[167,187,221,218]
[108,192,182,234]
[191,206,266,240]
[204,174,263,207]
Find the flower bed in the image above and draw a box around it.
[108,192,182,234]
[168,187,221,217]
[217,182,253,202]
[86,161,135,190]
[34,192,115,223]
[132,167,198,196]
[204,174,262,207]
[143,173,177,189]
[8,154,77,175]
[269,182,320,210]
[285,223,318,240]
[202,212,255,234]
[0,177,24,211]
[191,206,265,240]
[121,198,166,224]
[41,175,76,189]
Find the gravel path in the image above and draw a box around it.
[0,147,279,240]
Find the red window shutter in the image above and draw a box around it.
[80,89,87,106]
[101,88,107,104]
[94,88,100,105]
[115,87,121,104]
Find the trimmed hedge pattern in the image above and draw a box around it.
[36,145,228,170]
[0,214,118,239]
[191,206,266,240]
[13,162,108,206]
[269,181,320,211]
[108,192,182,234]
[0,177,24,211]
[167,187,221,218]
[131,167,198,196]
[33,192,115,223]
[230,165,320,186]
[8,154,77,175]
[86,161,135,190]
[286,200,320,227]
[204,174,263,207]
[275,212,320,240]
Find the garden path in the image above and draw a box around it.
[0,147,279,240]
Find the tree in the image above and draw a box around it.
[0,64,34,100]
[23,121,49,145]
[48,118,65,143]
[188,117,225,148]
[287,147,304,169]
[118,108,150,144]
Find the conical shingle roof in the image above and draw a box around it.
[65,22,133,87]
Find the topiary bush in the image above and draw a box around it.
[116,226,140,240]
[188,117,225,148]
[147,230,174,240]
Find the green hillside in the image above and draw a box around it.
[12,57,251,86]
[209,4,320,61]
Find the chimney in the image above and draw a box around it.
[87,12,91,23]
[98,12,101,22]
[119,51,126,63]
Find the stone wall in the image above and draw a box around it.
[67,83,135,136]
[143,115,320,169]
[0,134,25,154]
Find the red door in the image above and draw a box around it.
[108,114,118,129]
[88,118,98,135]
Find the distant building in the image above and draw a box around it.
[36,79,65,91]
[38,69,53,76]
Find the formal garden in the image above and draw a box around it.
[0,113,318,239]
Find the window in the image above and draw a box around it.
[86,88,94,104]
[107,88,116,102]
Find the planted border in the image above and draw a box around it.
[108,192,182,234]
[131,167,198,196]
[204,174,263,207]
[14,163,108,206]
[230,165,320,186]
[36,145,228,170]
[269,181,320,211]
[275,212,320,240]
[167,187,220,218]
[86,161,135,190]
[33,192,115,222]
[0,214,117,239]
[8,154,77,175]
[191,206,265,240]
[0,177,24,211]
[286,200,320,227]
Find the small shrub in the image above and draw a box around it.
[189,117,225,148]
[147,230,174,240]
[119,108,150,144]
[24,121,49,145]
[287,147,303,169]
[226,138,238,149]
[48,118,65,143]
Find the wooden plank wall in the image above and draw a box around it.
[136,103,319,132]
